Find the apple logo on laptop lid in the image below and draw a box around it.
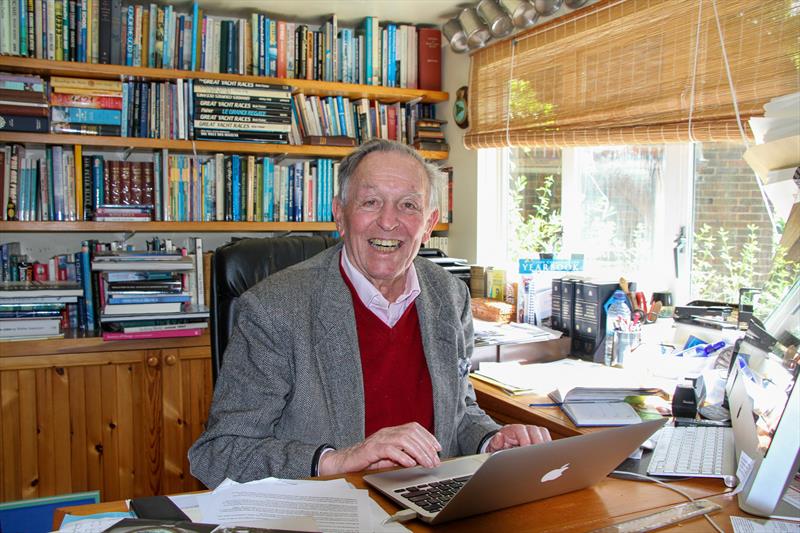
[541,463,570,482]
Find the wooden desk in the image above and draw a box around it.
[55,474,742,532]
[470,375,595,439]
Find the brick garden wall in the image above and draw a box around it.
[693,142,774,284]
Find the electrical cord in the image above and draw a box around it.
[382,508,418,524]
[611,470,725,532]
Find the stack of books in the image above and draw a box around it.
[0,280,82,340]
[50,77,123,136]
[413,118,448,152]
[0,73,49,133]
[91,245,208,340]
[192,79,292,143]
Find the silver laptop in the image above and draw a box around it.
[364,418,665,524]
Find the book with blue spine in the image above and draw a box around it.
[92,156,104,209]
[190,0,199,70]
[263,157,273,221]
[78,241,96,332]
[231,155,241,221]
[51,106,123,126]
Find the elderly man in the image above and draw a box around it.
[189,139,550,487]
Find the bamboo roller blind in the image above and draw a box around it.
[464,0,800,148]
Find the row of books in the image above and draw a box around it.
[0,145,155,222]
[1,145,455,223]
[0,238,208,341]
[0,1,442,90]
[0,146,345,222]
[0,75,447,152]
[290,95,441,148]
[160,154,337,223]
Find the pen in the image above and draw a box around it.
[529,402,563,407]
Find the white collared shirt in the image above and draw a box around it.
[340,246,420,327]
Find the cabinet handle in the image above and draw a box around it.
[165,354,177,366]
[147,356,159,367]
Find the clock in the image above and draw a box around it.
[453,86,469,129]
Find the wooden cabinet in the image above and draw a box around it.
[0,334,212,503]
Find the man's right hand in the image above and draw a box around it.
[318,422,442,476]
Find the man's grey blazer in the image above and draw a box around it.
[189,243,500,487]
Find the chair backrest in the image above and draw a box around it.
[210,235,338,384]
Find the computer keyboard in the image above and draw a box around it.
[647,426,734,478]
[393,475,471,514]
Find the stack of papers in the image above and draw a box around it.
[196,477,409,533]
[473,359,668,399]
[473,319,561,347]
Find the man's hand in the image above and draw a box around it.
[486,424,551,453]
[318,422,442,476]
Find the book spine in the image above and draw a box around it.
[102,327,203,340]
[0,115,49,132]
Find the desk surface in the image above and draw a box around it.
[470,375,596,439]
[55,361,762,532]
[55,475,744,532]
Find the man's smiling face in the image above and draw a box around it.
[333,150,439,301]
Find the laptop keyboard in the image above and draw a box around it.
[393,475,472,514]
[647,426,733,477]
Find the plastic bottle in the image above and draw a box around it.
[603,290,631,366]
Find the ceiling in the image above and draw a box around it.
[171,1,473,26]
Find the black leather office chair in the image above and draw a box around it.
[210,235,339,384]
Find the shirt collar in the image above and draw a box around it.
[340,246,421,310]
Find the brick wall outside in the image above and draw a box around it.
[693,142,774,284]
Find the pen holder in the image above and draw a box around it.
[612,331,640,367]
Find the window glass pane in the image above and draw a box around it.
[691,142,797,316]
[567,146,665,282]
[506,147,562,263]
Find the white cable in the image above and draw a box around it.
[707,0,778,234]
[382,508,418,524]
[709,0,748,149]
[611,470,725,533]
[687,0,703,143]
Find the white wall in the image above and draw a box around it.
[440,48,479,263]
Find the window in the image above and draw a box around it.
[495,142,795,309]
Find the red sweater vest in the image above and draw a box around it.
[342,273,434,438]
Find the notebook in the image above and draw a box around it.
[363,418,665,524]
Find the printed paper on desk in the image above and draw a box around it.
[197,477,372,533]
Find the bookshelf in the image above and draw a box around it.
[0,6,451,505]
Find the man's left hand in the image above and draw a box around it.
[486,424,551,453]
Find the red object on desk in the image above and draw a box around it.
[636,292,648,313]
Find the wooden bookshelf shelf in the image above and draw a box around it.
[0,331,211,360]
[0,132,449,160]
[0,221,449,233]
[0,57,449,104]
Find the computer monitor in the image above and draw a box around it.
[727,279,800,520]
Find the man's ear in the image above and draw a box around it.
[423,208,440,242]
[332,197,344,234]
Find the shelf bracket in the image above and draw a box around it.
[123,230,137,242]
